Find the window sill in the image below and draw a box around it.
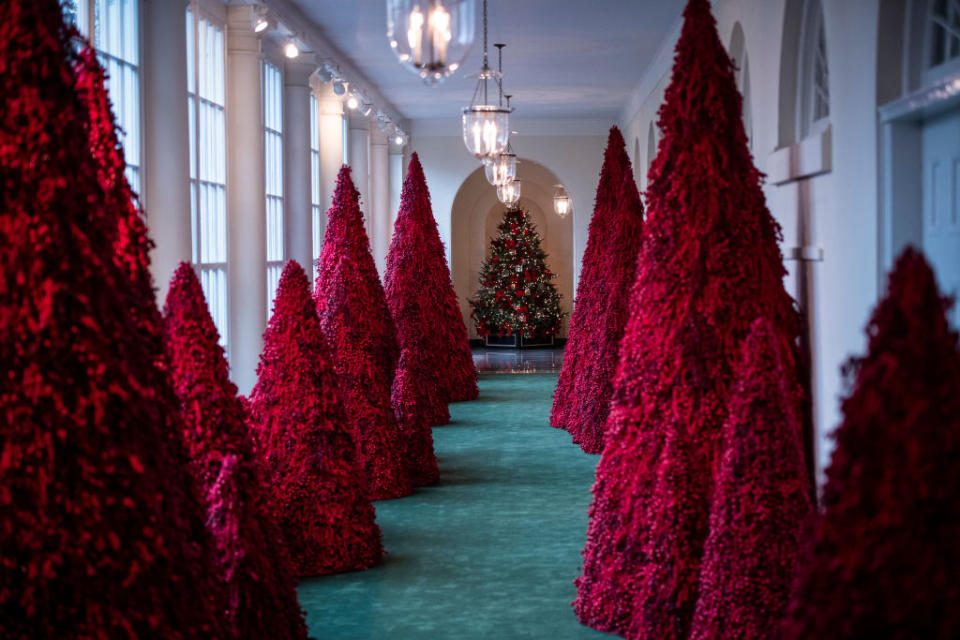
[768,124,832,185]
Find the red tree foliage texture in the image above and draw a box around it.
[163,263,308,638]
[386,153,478,410]
[782,248,960,640]
[551,127,631,441]
[574,0,803,637]
[315,167,413,500]
[689,318,812,640]
[0,2,230,636]
[249,261,383,576]
[392,348,441,487]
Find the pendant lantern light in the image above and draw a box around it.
[553,184,571,218]
[386,0,476,85]
[484,92,518,186]
[461,0,511,159]
[497,179,521,206]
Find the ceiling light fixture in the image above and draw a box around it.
[284,39,300,59]
[386,0,476,86]
[332,80,346,96]
[461,0,511,159]
[497,179,521,207]
[253,5,273,33]
[347,95,359,109]
[553,184,571,218]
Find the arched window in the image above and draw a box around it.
[797,0,830,138]
[728,22,753,149]
[928,0,960,70]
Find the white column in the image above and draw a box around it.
[226,5,266,394]
[316,83,344,246]
[389,145,405,228]
[370,129,390,275]
[284,59,315,282]
[349,118,372,238]
[143,0,190,303]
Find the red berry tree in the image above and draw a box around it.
[551,126,632,445]
[249,260,383,576]
[574,0,802,637]
[0,2,228,636]
[386,153,478,411]
[315,166,412,500]
[392,348,441,486]
[163,263,308,638]
[782,249,960,640]
[563,167,644,454]
[689,318,812,640]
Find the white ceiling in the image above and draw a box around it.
[289,0,685,122]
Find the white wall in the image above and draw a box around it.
[619,0,887,482]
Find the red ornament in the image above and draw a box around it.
[552,128,644,454]
[315,167,413,500]
[781,249,960,640]
[690,318,812,640]
[385,152,473,424]
[575,0,803,636]
[0,4,229,635]
[248,261,383,576]
[163,264,308,638]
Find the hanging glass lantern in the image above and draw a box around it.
[484,150,517,186]
[553,184,571,218]
[461,1,511,158]
[386,0,476,86]
[497,179,521,206]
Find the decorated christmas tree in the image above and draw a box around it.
[249,260,383,576]
[315,166,412,500]
[690,318,812,640]
[782,249,960,640]
[0,1,228,635]
[559,163,644,454]
[470,208,565,342]
[574,0,802,637]
[551,126,629,441]
[163,263,308,638]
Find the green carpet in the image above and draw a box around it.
[298,373,611,639]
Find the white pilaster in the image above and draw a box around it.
[349,119,372,240]
[284,59,316,282]
[226,5,266,394]
[316,83,344,256]
[389,146,405,229]
[143,0,190,302]
[370,129,390,275]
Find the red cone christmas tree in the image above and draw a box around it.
[249,260,383,576]
[575,0,802,637]
[315,166,412,500]
[782,248,960,640]
[470,208,566,340]
[0,2,228,636]
[689,318,812,640]
[564,166,644,454]
[393,348,441,487]
[551,126,631,443]
[385,153,466,425]
[163,263,308,638]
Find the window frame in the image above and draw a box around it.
[186,2,230,348]
[925,0,960,82]
[310,92,323,265]
[262,58,285,317]
[796,0,830,140]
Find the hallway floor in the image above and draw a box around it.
[297,372,610,639]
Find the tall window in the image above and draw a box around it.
[263,62,285,315]
[66,0,142,193]
[343,116,350,165]
[798,0,829,138]
[310,93,323,264]
[929,0,960,69]
[187,7,229,347]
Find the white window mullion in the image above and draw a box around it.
[263,61,285,316]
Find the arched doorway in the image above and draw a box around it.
[451,159,574,340]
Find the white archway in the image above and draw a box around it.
[451,159,574,340]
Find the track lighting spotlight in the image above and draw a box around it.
[332,80,346,96]
[284,40,300,59]
[360,103,373,117]
[347,95,359,110]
